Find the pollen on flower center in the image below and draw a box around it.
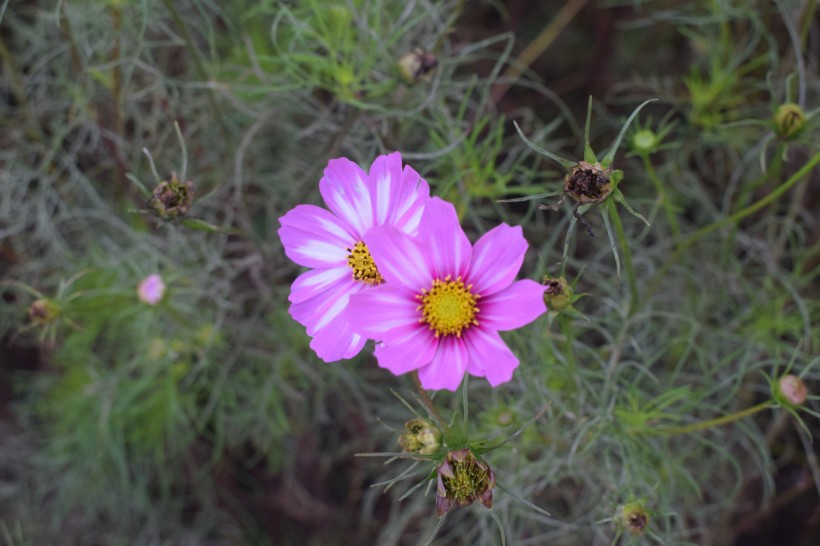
[346,241,384,285]
[417,275,479,337]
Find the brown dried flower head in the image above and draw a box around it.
[542,275,572,312]
[435,448,495,517]
[147,172,194,221]
[564,161,613,204]
[618,501,649,535]
[28,298,59,326]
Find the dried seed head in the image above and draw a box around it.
[542,275,572,312]
[776,374,807,407]
[435,448,495,516]
[147,172,194,221]
[564,161,613,204]
[398,49,438,84]
[617,501,649,535]
[774,103,806,140]
[398,418,442,456]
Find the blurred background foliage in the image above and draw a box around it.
[0,0,819,544]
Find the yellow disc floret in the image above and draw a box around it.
[346,241,384,285]
[417,275,479,337]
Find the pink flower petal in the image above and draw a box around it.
[320,158,373,235]
[418,336,469,391]
[390,165,430,233]
[468,223,528,296]
[137,274,165,305]
[419,198,471,280]
[289,276,360,335]
[479,279,546,331]
[347,286,420,339]
[278,204,355,268]
[364,225,433,291]
[463,328,519,387]
[289,267,352,305]
[373,325,438,376]
[368,152,403,226]
[307,310,367,362]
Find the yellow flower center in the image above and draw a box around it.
[346,241,384,285]
[417,275,479,337]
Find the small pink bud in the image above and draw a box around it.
[137,274,166,305]
[778,375,807,406]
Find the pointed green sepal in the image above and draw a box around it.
[602,99,657,167]
[612,188,650,227]
[583,96,597,163]
[513,121,575,171]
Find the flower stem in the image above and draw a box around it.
[641,153,681,243]
[656,401,774,436]
[412,371,450,434]
[608,200,638,316]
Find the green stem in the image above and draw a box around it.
[641,153,680,242]
[608,200,638,316]
[412,371,450,435]
[642,150,820,305]
[656,401,774,436]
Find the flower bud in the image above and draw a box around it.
[629,128,661,156]
[435,448,495,516]
[28,298,59,326]
[398,49,438,84]
[617,501,649,535]
[564,161,613,204]
[776,374,807,407]
[147,172,194,221]
[774,103,806,140]
[398,418,442,456]
[542,275,572,312]
[137,274,166,305]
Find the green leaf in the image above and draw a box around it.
[513,121,575,171]
[181,218,238,234]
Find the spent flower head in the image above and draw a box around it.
[435,448,495,517]
[278,152,430,362]
[617,501,650,536]
[147,172,194,221]
[348,197,546,390]
[542,275,572,312]
[774,103,806,140]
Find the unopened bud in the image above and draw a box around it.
[617,501,649,535]
[774,103,806,140]
[28,298,59,326]
[776,374,807,406]
[398,49,438,84]
[542,275,572,312]
[398,418,441,456]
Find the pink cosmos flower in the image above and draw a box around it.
[278,152,430,362]
[347,197,547,391]
[138,274,166,305]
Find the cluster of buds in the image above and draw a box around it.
[397,418,441,456]
[147,172,194,221]
[435,448,495,516]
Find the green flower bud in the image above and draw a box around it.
[397,49,438,84]
[617,501,649,535]
[774,103,806,140]
[398,418,441,456]
[435,448,495,516]
[564,161,613,204]
[147,172,194,221]
[542,275,572,312]
[775,374,807,407]
[630,128,661,155]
